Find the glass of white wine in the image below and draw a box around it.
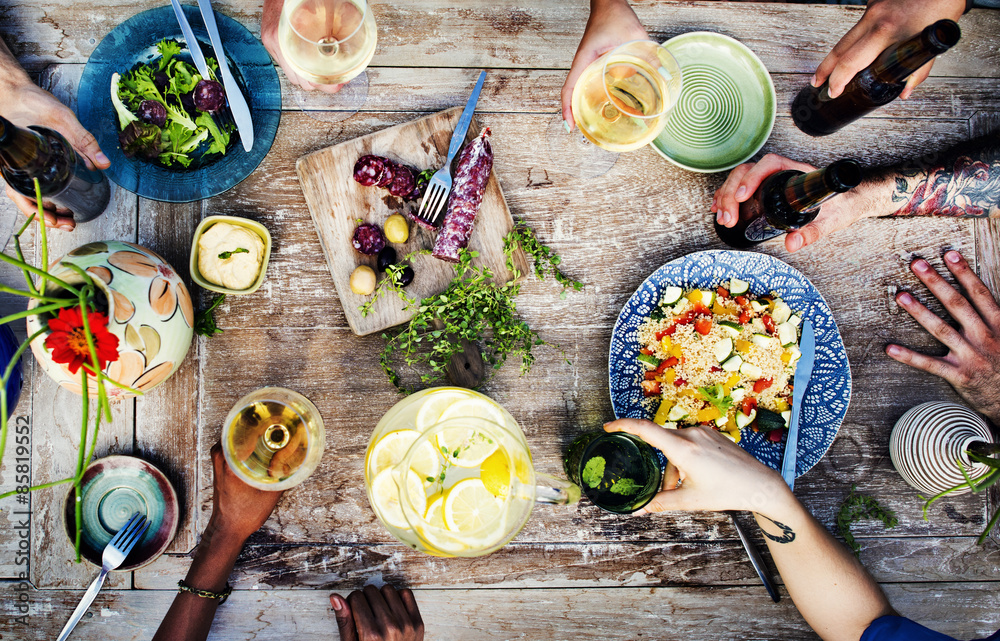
[277,0,378,122]
[222,387,326,491]
[547,39,682,178]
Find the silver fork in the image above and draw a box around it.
[416,70,487,226]
[56,512,150,641]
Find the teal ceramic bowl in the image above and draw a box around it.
[64,455,179,570]
[652,32,776,173]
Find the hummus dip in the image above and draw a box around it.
[198,222,265,290]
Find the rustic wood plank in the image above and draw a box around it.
[2,582,999,640]
[134,533,1000,591]
[2,0,998,78]
[296,107,529,336]
[134,200,202,554]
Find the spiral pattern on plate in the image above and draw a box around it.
[889,401,994,496]
[664,64,743,149]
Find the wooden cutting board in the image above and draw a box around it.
[296,107,529,336]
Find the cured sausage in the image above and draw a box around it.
[353,155,385,187]
[376,160,397,189]
[388,164,416,198]
[432,128,493,263]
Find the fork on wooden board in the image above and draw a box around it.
[416,70,487,226]
[56,512,151,641]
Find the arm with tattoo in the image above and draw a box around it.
[887,135,1000,218]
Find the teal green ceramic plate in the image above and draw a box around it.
[64,455,179,570]
[652,32,776,173]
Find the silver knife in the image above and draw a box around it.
[168,0,209,78]
[781,318,815,491]
[727,511,780,603]
[446,71,487,162]
[195,0,255,152]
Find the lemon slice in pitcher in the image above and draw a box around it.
[415,390,470,431]
[444,478,504,535]
[371,468,426,530]
[435,398,505,468]
[368,430,441,480]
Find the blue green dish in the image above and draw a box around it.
[64,455,179,570]
[652,32,776,173]
[77,4,281,202]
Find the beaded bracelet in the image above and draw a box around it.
[177,579,233,605]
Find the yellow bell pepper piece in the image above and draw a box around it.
[653,399,674,426]
[735,339,752,354]
[686,291,701,302]
[697,406,722,422]
[726,373,741,387]
[712,302,727,315]
[664,369,676,384]
[781,351,792,364]
[774,398,790,412]
[670,344,683,359]
[660,335,672,352]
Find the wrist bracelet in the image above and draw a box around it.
[177,579,233,605]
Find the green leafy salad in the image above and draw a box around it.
[111,39,234,169]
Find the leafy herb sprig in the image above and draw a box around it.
[194,294,226,337]
[368,223,581,392]
[836,484,898,556]
[218,247,249,260]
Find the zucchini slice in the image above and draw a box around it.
[735,409,756,429]
[771,299,792,324]
[730,388,746,403]
[777,322,798,347]
[751,333,776,348]
[714,338,734,363]
[739,361,763,380]
[661,286,683,306]
[638,353,663,370]
[787,314,802,328]
[700,289,716,307]
[667,405,689,421]
[721,354,743,372]
[729,278,749,295]
[714,415,730,427]
[785,345,802,364]
[750,300,767,313]
[718,320,742,337]
[781,410,792,426]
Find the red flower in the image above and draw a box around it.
[44,307,120,375]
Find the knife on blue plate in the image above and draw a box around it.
[169,0,210,78]
[780,318,815,491]
[195,0,255,152]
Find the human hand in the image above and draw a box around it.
[331,585,424,641]
[711,153,877,253]
[261,0,346,94]
[604,420,792,517]
[2,82,111,231]
[887,251,1000,424]
[812,0,965,100]
[207,442,283,543]
[560,0,647,131]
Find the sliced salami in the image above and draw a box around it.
[376,160,397,189]
[432,129,493,263]
[353,155,386,187]
[388,164,416,198]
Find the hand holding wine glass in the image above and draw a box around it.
[261,0,345,93]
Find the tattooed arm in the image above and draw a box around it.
[712,134,1000,252]
[605,421,895,641]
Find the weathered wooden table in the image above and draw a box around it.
[1,1,999,639]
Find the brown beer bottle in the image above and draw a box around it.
[0,115,111,222]
[792,20,960,137]
[715,159,862,249]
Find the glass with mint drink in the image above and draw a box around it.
[565,431,663,514]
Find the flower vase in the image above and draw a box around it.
[889,401,996,496]
[26,241,194,398]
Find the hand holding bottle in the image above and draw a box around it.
[812,0,965,100]
[1,41,109,230]
[560,0,648,132]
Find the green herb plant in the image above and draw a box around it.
[194,294,226,337]
[920,442,1000,545]
[363,222,583,392]
[835,484,898,556]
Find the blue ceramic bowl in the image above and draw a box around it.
[77,4,281,202]
[64,455,179,570]
[609,250,851,478]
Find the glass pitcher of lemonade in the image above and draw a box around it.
[365,387,579,557]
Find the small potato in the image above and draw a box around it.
[384,214,409,244]
[350,265,377,295]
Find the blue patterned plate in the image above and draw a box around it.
[77,5,281,202]
[609,250,851,478]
